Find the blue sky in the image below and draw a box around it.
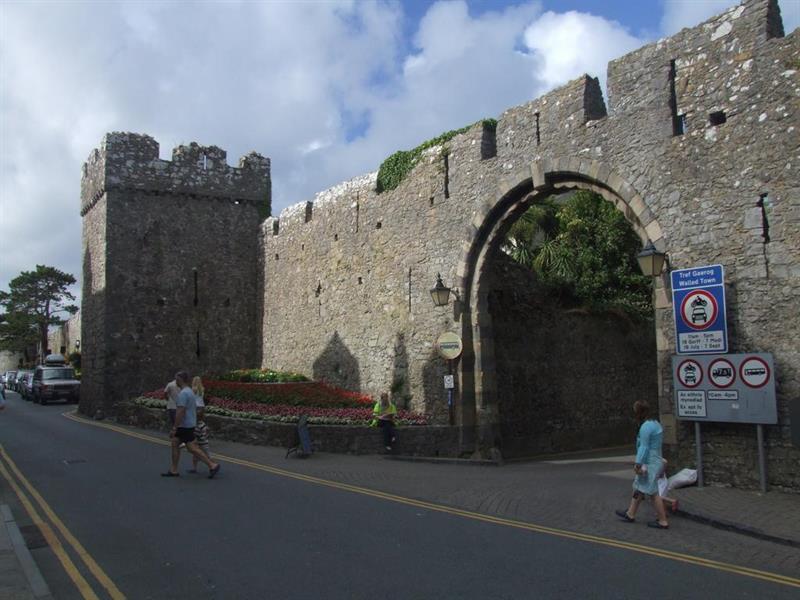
[0,0,798,295]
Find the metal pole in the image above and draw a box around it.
[448,359,455,426]
[757,424,768,493]
[695,421,704,488]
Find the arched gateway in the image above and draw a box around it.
[80,1,799,490]
[454,160,669,450]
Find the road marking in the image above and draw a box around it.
[64,411,800,589]
[0,444,127,600]
[0,448,101,600]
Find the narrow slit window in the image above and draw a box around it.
[196,331,201,357]
[444,153,450,199]
[376,221,382,229]
[534,111,541,145]
[669,59,684,136]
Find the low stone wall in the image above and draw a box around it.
[114,401,461,457]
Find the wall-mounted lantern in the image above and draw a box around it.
[636,241,668,277]
[75,340,80,350]
[430,273,457,307]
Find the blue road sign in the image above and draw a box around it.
[671,264,728,354]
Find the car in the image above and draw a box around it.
[32,361,80,405]
[19,371,35,401]
[691,306,708,324]
[14,370,32,396]
[5,371,19,392]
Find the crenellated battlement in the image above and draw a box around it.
[80,133,271,216]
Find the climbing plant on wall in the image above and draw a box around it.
[376,119,497,193]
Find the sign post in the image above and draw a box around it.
[671,265,728,355]
[436,332,463,427]
[672,353,776,492]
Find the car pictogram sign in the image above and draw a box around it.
[739,356,770,388]
[677,359,703,388]
[708,358,736,388]
[680,290,718,331]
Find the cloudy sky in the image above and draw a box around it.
[1,0,797,298]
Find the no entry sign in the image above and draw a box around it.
[671,264,728,354]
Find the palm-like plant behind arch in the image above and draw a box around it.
[503,191,653,318]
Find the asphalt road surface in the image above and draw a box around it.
[0,391,797,599]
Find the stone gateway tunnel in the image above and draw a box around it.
[80,0,799,491]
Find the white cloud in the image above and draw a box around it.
[523,11,646,93]
[2,0,794,296]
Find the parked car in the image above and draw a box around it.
[15,370,32,396]
[19,371,35,401]
[32,361,80,405]
[5,371,18,392]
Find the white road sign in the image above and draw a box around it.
[677,390,707,418]
[677,359,703,388]
[708,358,736,388]
[740,356,770,388]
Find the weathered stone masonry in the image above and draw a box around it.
[80,135,270,414]
[82,1,799,489]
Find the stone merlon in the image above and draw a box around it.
[80,132,271,216]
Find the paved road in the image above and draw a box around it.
[0,391,797,599]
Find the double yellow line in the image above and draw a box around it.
[64,412,800,590]
[0,444,125,600]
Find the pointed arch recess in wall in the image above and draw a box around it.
[453,158,670,447]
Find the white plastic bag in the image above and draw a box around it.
[667,468,697,491]
[657,473,669,496]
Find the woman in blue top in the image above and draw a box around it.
[616,400,669,529]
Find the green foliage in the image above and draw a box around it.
[482,118,498,131]
[0,265,78,356]
[376,122,477,193]
[218,368,309,383]
[504,191,653,318]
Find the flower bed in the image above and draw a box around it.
[145,380,373,409]
[140,377,427,426]
[135,396,427,426]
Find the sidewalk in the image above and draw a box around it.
[671,485,800,547]
[0,505,52,600]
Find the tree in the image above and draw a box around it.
[504,191,653,318]
[0,265,78,361]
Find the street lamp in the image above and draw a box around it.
[636,241,667,277]
[430,273,456,307]
[75,340,80,350]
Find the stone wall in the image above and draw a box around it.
[80,133,271,414]
[487,254,656,457]
[260,1,799,488]
[83,1,800,489]
[115,402,461,457]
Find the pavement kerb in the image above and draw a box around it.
[673,505,800,549]
[1,504,54,600]
[384,455,501,467]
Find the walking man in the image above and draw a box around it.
[164,377,180,426]
[161,371,220,479]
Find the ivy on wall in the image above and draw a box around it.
[376,119,497,193]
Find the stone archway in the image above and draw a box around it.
[454,158,672,453]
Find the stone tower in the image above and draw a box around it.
[80,133,270,414]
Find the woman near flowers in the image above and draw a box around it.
[371,392,397,451]
[616,400,670,529]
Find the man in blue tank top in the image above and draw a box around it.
[161,371,220,479]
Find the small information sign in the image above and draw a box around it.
[443,375,455,389]
[671,264,728,354]
[677,390,707,418]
